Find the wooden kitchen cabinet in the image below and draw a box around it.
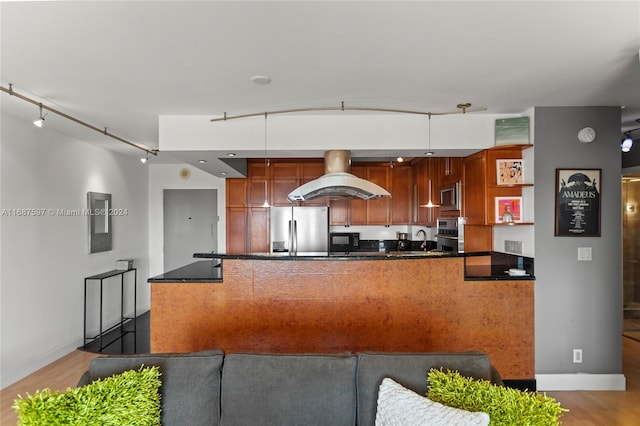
[414,158,439,226]
[366,166,391,225]
[226,178,248,207]
[270,179,299,206]
[462,145,533,251]
[248,178,268,207]
[226,207,248,254]
[440,157,463,186]
[390,165,413,224]
[463,145,532,225]
[226,207,270,254]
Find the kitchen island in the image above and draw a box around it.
[148,252,534,381]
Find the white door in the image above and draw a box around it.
[163,189,217,271]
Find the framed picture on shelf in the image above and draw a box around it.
[496,159,524,185]
[495,196,523,223]
[555,168,601,237]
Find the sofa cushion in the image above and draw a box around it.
[219,353,357,426]
[86,349,224,426]
[375,377,490,426]
[356,352,493,426]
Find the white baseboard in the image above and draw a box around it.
[536,374,626,391]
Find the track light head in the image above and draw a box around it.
[33,104,47,128]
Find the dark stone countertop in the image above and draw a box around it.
[148,260,222,283]
[464,264,535,281]
[193,251,466,261]
[149,251,534,282]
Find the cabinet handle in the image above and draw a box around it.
[413,184,418,223]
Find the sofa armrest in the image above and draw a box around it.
[77,371,91,387]
[490,365,504,386]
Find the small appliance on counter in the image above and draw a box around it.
[329,232,360,254]
[396,232,411,251]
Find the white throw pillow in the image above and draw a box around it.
[375,377,490,426]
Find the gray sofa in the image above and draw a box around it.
[78,350,502,426]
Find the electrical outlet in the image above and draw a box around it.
[573,349,583,363]
[505,240,523,254]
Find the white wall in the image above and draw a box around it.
[0,114,149,389]
[148,164,226,277]
[159,113,520,154]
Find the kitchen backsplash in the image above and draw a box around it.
[328,225,435,242]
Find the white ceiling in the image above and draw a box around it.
[2,1,640,171]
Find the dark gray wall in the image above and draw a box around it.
[534,107,622,374]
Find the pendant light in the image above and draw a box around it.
[262,112,270,208]
[421,113,439,208]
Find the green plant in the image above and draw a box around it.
[14,365,161,426]
[427,368,567,426]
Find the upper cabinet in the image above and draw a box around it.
[440,157,463,186]
[330,164,412,226]
[463,145,533,226]
[390,165,413,225]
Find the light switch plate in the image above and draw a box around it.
[578,247,592,261]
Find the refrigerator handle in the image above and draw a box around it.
[292,220,298,254]
[288,220,293,255]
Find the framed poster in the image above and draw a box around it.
[495,116,530,145]
[555,168,601,237]
[495,196,522,223]
[497,159,524,185]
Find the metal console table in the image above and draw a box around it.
[83,268,137,351]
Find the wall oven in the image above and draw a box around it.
[439,181,462,212]
[436,217,465,252]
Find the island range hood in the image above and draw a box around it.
[287,150,392,202]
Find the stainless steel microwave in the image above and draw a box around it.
[439,181,462,211]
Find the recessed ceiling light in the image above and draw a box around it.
[220,172,227,176]
[198,159,207,164]
[251,75,271,85]
[227,153,236,157]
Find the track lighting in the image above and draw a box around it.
[1,84,156,156]
[33,104,47,127]
[140,152,150,164]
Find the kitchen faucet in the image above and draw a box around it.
[416,229,427,250]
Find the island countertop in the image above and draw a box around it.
[148,260,222,283]
[149,255,535,381]
[191,251,534,280]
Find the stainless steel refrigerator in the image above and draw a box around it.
[270,206,329,255]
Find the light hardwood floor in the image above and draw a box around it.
[1,338,639,425]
